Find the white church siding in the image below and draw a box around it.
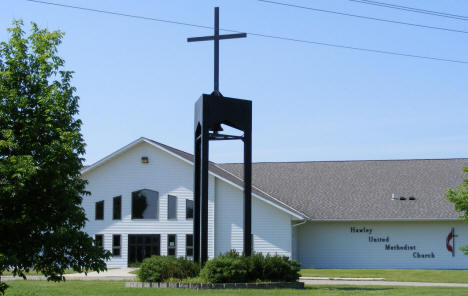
[82,141,215,267]
[80,138,468,270]
[214,178,293,257]
[298,220,468,269]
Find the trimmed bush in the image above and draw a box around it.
[177,257,200,279]
[245,252,266,282]
[137,256,199,282]
[263,254,300,282]
[200,251,300,283]
[200,254,248,283]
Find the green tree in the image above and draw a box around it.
[445,167,468,254]
[0,20,110,294]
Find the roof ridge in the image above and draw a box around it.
[220,157,468,165]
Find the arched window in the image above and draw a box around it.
[131,189,159,219]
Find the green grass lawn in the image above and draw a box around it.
[300,269,468,283]
[3,281,468,296]
[129,268,468,283]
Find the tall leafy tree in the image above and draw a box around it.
[445,167,468,254]
[0,20,110,293]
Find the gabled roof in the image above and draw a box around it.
[219,159,468,221]
[81,137,307,220]
[82,137,468,221]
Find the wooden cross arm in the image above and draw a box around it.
[187,33,247,42]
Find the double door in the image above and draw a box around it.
[128,234,160,265]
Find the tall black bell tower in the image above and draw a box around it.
[188,7,252,266]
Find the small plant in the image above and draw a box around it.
[137,256,199,282]
[128,262,141,268]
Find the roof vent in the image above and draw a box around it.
[399,197,406,200]
[409,196,416,201]
[391,194,397,200]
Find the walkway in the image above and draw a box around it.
[299,276,468,288]
[2,268,137,281]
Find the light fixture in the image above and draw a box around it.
[141,156,149,164]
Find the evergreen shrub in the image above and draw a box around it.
[137,256,199,282]
[200,252,248,283]
[263,254,300,282]
[200,251,300,283]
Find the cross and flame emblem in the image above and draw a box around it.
[446,227,457,257]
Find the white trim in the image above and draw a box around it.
[81,137,147,174]
[303,218,462,222]
[81,137,195,175]
[81,137,306,220]
[142,139,194,166]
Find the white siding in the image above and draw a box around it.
[298,221,468,269]
[291,225,298,261]
[214,178,292,257]
[82,141,215,267]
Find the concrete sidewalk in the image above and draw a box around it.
[300,277,468,288]
[2,268,137,281]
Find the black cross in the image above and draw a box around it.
[188,7,247,96]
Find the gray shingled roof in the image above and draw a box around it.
[148,139,467,220]
[219,159,468,220]
[147,139,307,218]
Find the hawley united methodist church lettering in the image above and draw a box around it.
[346,225,465,259]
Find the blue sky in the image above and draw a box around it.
[1,0,467,165]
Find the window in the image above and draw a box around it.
[95,234,103,248]
[128,235,160,265]
[168,234,176,256]
[186,199,194,219]
[95,200,104,220]
[168,195,177,220]
[113,196,121,220]
[186,234,193,258]
[113,235,121,256]
[132,189,159,219]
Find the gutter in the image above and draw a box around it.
[291,217,462,226]
[305,218,462,222]
[292,220,308,227]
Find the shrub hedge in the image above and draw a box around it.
[200,251,300,283]
[199,254,247,283]
[137,251,300,283]
[137,256,199,282]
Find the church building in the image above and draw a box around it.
[81,137,468,269]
